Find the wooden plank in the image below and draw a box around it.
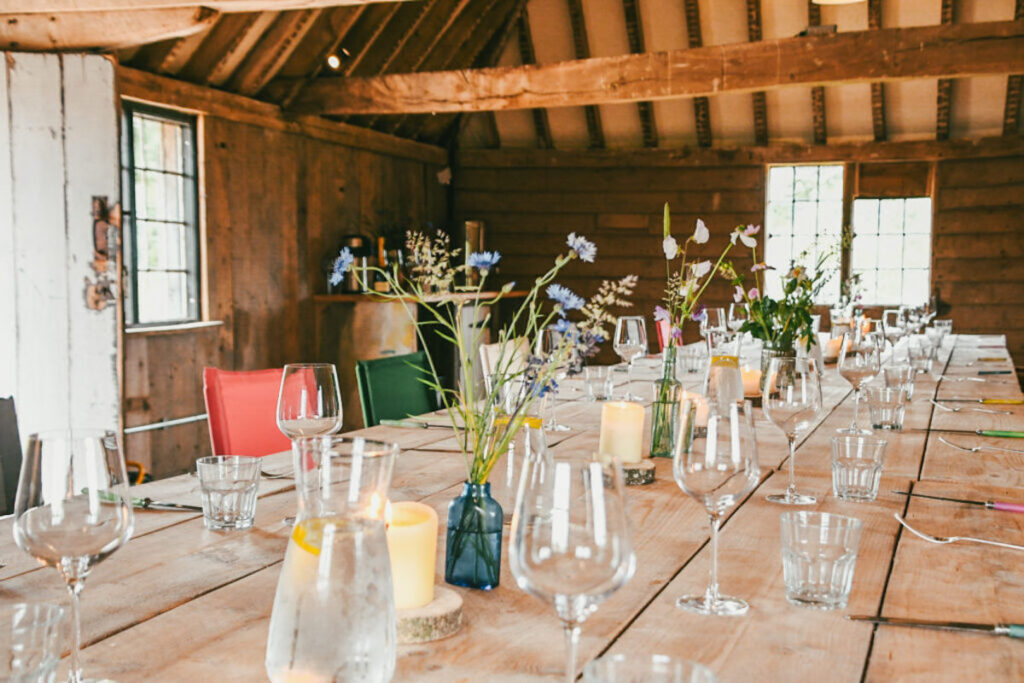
[935,0,957,141]
[856,161,931,197]
[567,0,604,149]
[0,7,217,50]
[154,26,213,75]
[289,21,1024,116]
[746,0,768,145]
[228,9,321,96]
[868,0,886,141]
[683,0,711,148]
[203,10,277,87]
[117,65,446,164]
[937,155,1024,188]
[7,0,418,11]
[808,1,827,145]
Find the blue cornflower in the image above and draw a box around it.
[554,318,572,334]
[546,284,585,311]
[566,233,597,263]
[329,247,354,286]
[691,304,707,323]
[467,251,502,271]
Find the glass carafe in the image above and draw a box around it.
[266,436,399,683]
[703,330,743,412]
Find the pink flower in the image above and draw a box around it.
[733,285,745,302]
[748,287,760,300]
[751,262,772,272]
[654,305,670,323]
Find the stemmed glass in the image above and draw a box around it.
[727,303,748,337]
[837,330,882,435]
[881,309,906,360]
[700,307,728,338]
[539,326,571,432]
[510,455,636,683]
[13,431,134,683]
[762,357,823,506]
[673,399,760,615]
[613,316,647,401]
[276,363,342,439]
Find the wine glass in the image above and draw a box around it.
[881,309,906,359]
[510,455,636,683]
[837,330,881,435]
[727,303,748,336]
[613,316,647,401]
[700,308,728,338]
[13,430,134,683]
[672,399,760,615]
[276,363,342,438]
[539,326,571,432]
[762,357,823,505]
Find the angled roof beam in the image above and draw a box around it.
[8,1,417,12]
[808,1,826,145]
[229,9,321,96]
[935,0,957,140]
[868,0,887,141]
[289,20,1024,116]
[746,0,768,146]
[517,10,553,149]
[567,0,604,149]
[622,0,657,148]
[683,0,711,148]
[1003,0,1024,135]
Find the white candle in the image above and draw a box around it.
[741,366,762,397]
[598,401,645,464]
[680,391,709,427]
[386,501,438,610]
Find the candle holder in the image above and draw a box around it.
[396,586,464,644]
[621,459,656,486]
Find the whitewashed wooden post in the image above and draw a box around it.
[0,52,120,437]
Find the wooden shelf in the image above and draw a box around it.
[313,290,529,304]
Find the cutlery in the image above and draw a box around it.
[261,468,293,480]
[978,371,1013,376]
[914,428,1024,439]
[847,615,1024,638]
[935,375,985,383]
[937,436,1024,455]
[892,490,1024,514]
[928,399,1011,415]
[96,489,202,512]
[894,513,1024,551]
[976,357,1008,363]
[379,419,456,430]
[939,398,1023,405]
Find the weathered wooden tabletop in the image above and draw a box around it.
[2,335,1022,681]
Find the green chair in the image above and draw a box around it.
[356,351,441,427]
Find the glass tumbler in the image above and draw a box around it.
[780,511,863,610]
[582,654,717,683]
[883,364,915,400]
[830,435,888,502]
[1,603,65,683]
[196,455,261,530]
[865,386,908,431]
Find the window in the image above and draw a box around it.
[850,197,932,306]
[764,164,843,303]
[122,102,200,326]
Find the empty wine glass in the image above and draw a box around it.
[727,303,748,336]
[277,363,342,439]
[762,357,823,505]
[613,316,647,401]
[881,309,906,359]
[539,326,572,432]
[13,430,134,683]
[837,330,882,435]
[700,308,728,338]
[510,455,636,683]
[672,399,760,615]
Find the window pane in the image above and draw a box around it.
[768,166,794,202]
[853,199,879,235]
[851,233,876,271]
[849,197,932,307]
[903,234,930,269]
[905,197,932,233]
[877,234,903,269]
[819,165,844,199]
[766,201,792,236]
[794,166,819,201]
[817,199,843,236]
[135,170,185,222]
[903,270,930,305]
[876,269,902,303]
[793,202,817,234]
[879,199,904,234]
[137,272,188,324]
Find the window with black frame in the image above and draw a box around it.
[121,102,200,326]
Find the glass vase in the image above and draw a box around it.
[445,482,503,590]
[760,346,793,394]
[651,345,683,458]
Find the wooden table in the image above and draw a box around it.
[2,335,1023,681]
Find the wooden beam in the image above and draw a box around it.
[868,0,887,141]
[622,0,657,148]
[275,6,368,108]
[203,10,276,87]
[0,7,217,50]
[935,0,957,140]
[153,26,213,74]
[516,11,552,149]
[290,20,1024,116]
[229,9,321,96]
[7,1,416,13]
[808,1,827,145]
[116,65,446,164]
[745,0,768,146]
[457,136,1024,169]
[567,0,604,149]
[683,0,711,148]
[1003,0,1024,136]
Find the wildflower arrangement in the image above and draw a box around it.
[655,203,759,347]
[722,247,836,353]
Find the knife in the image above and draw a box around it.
[96,489,203,512]
[938,398,1023,405]
[379,419,454,430]
[914,429,1024,438]
[978,371,1013,375]
[892,490,1024,514]
[847,615,1024,638]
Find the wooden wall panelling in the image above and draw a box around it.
[856,161,932,198]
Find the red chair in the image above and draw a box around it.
[203,367,290,457]
[655,319,671,352]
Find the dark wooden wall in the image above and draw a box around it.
[120,69,448,478]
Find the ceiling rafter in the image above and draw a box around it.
[745,0,768,146]
[177,11,265,84]
[868,0,887,142]
[8,0,417,11]
[622,0,657,148]
[203,10,277,86]
[807,1,827,145]
[935,0,957,140]
[229,9,321,96]
[682,0,711,148]
[516,10,553,150]
[567,0,605,149]
[275,6,368,108]
[154,24,215,74]
[1003,0,1024,135]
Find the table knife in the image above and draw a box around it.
[847,615,1024,638]
[978,371,1013,375]
[96,489,203,512]
[379,419,453,430]
[892,490,1024,514]
[915,428,1024,438]
[938,398,1023,405]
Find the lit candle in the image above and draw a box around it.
[741,366,762,397]
[598,401,645,464]
[386,501,438,610]
[680,391,709,427]
[825,336,843,360]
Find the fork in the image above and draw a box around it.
[895,513,1024,552]
[929,399,1012,415]
[261,468,293,480]
[938,436,1024,455]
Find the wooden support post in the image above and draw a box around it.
[935,0,957,140]
[868,0,887,141]
[516,11,552,150]
[808,1,827,145]
[1003,0,1024,136]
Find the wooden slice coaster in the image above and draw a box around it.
[622,459,656,486]
[397,586,463,644]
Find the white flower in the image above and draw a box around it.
[693,218,709,244]
[662,236,679,260]
[731,224,759,249]
[690,260,712,278]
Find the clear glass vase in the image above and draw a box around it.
[651,346,682,458]
[760,345,794,394]
[445,482,503,590]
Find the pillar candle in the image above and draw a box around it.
[679,391,709,427]
[386,501,438,610]
[741,366,762,396]
[598,401,644,464]
[825,336,843,360]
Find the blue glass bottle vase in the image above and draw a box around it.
[444,482,503,590]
